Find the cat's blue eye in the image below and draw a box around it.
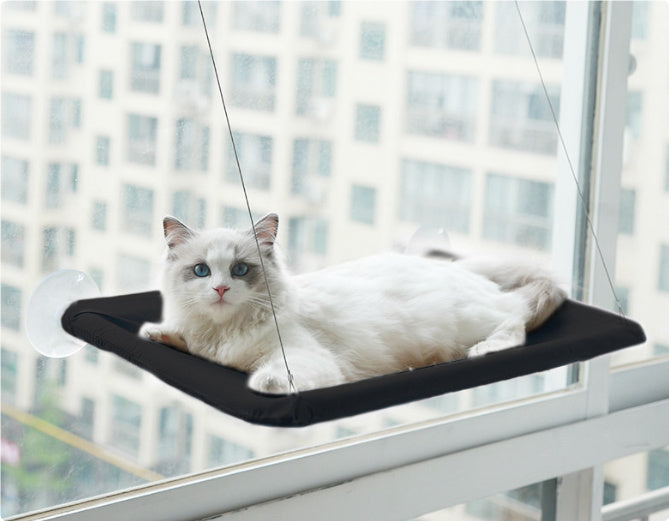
[193,263,210,277]
[231,262,249,277]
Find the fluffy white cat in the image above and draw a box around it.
[140,214,567,394]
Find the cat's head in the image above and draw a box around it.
[160,213,284,323]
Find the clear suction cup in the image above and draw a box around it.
[406,225,452,256]
[25,269,100,358]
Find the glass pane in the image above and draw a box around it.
[610,0,669,366]
[1,1,582,516]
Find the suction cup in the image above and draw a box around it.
[25,269,100,358]
[406,225,452,256]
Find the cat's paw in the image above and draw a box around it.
[247,369,295,395]
[139,324,188,352]
[468,339,511,358]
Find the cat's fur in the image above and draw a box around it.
[140,214,567,394]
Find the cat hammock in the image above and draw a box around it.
[61,291,645,427]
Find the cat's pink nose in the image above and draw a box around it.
[214,285,229,298]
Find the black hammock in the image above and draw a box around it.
[62,291,645,427]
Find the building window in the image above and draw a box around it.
[647,449,669,491]
[102,2,117,32]
[117,254,151,292]
[288,217,329,261]
[78,397,96,440]
[489,80,560,155]
[2,93,32,140]
[114,358,142,379]
[49,97,81,144]
[350,185,377,225]
[659,245,669,293]
[359,22,385,61]
[52,32,68,79]
[225,132,272,190]
[175,119,209,172]
[92,201,107,231]
[45,163,78,209]
[131,1,163,23]
[400,159,472,234]
[99,69,114,99]
[406,71,478,142]
[626,91,643,140]
[619,188,635,235]
[300,1,341,39]
[495,1,565,59]
[631,1,649,40]
[234,1,280,33]
[296,58,337,116]
[654,344,669,357]
[122,184,154,237]
[130,42,161,94]
[355,104,381,143]
[182,1,217,27]
[208,435,253,468]
[110,395,142,457]
[127,114,158,165]
[3,29,35,75]
[410,1,483,51]
[173,191,207,230]
[483,173,554,251]
[1,348,19,404]
[89,268,104,292]
[291,138,332,199]
[84,345,99,364]
[1,157,29,204]
[96,136,111,166]
[222,206,260,229]
[230,53,277,111]
[1,220,26,268]
[1,284,22,331]
[157,407,193,473]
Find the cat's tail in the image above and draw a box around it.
[455,255,568,332]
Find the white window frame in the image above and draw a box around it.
[10,3,669,521]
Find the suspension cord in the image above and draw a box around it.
[514,1,625,316]
[197,1,296,392]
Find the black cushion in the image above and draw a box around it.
[62,291,646,427]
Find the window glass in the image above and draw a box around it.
[355,104,381,143]
[233,0,280,33]
[360,22,386,61]
[611,0,669,366]
[410,1,483,51]
[3,29,34,75]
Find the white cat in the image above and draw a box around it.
[140,214,567,394]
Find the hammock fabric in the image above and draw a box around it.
[62,291,645,427]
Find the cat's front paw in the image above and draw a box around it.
[248,369,295,395]
[139,324,188,352]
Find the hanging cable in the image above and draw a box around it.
[514,0,625,316]
[197,0,296,392]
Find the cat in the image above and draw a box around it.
[139,213,567,394]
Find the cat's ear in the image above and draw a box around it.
[253,213,279,247]
[163,216,193,249]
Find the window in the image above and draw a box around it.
[1,348,19,404]
[122,184,154,237]
[631,1,649,40]
[173,191,207,229]
[495,1,565,59]
[230,53,277,111]
[52,32,68,79]
[1,93,32,140]
[102,2,116,32]
[288,217,329,265]
[127,114,158,165]
[619,188,636,235]
[96,136,111,166]
[1,284,21,330]
[1,157,29,203]
[296,58,337,116]
[3,29,34,75]
[410,1,483,51]
[208,435,253,467]
[222,206,261,229]
[1,220,25,267]
[647,449,669,491]
[92,201,107,231]
[350,185,376,225]
[483,173,554,251]
[359,22,385,61]
[157,407,193,474]
[234,1,280,33]
[117,254,151,292]
[225,132,272,190]
[291,138,332,199]
[77,397,96,440]
[182,1,217,27]
[659,245,669,293]
[300,1,341,39]
[41,226,76,272]
[130,42,161,94]
[355,104,381,143]
[99,69,114,99]
[490,80,560,154]
[49,97,82,144]
[400,159,472,233]
[406,71,478,142]
[114,358,142,379]
[110,395,142,457]
[131,1,163,23]
[45,163,78,209]
[175,119,209,172]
